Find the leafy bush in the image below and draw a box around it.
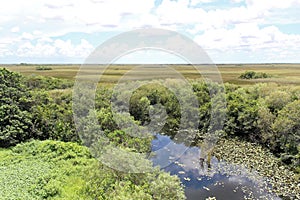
[106,130,152,153]
[12,140,92,161]
[265,90,292,113]
[84,162,186,200]
[225,87,259,138]
[30,89,78,142]
[36,66,52,70]
[149,172,186,200]
[0,68,33,147]
[128,82,181,133]
[0,69,76,147]
[239,71,271,79]
[226,84,299,171]
[273,100,300,156]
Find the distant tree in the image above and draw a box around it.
[240,71,256,79]
[239,71,271,79]
[36,66,52,70]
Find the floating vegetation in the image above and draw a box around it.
[205,197,216,200]
[213,138,300,199]
[152,134,284,199]
[203,186,210,191]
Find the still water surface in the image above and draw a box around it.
[151,134,280,200]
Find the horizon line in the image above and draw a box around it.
[1,63,300,65]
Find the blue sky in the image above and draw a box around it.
[1,0,300,64]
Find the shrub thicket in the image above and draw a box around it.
[239,71,271,79]
[36,66,52,70]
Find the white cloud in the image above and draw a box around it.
[11,26,19,33]
[231,0,244,3]
[16,39,94,58]
[155,1,272,33]
[116,49,187,64]
[156,0,300,31]
[246,0,300,10]
[194,23,300,53]
[0,0,155,38]
[155,0,300,61]
[190,0,215,6]
[17,41,54,57]
[0,0,300,62]
[156,0,207,25]
[37,0,155,33]
[21,32,34,40]
[0,40,13,57]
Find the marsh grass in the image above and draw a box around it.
[3,64,300,85]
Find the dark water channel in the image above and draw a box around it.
[150,134,280,200]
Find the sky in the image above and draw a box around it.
[1,0,300,64]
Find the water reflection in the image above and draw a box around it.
[151,134,280,200]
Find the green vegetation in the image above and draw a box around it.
[213,138,299,198]
[25,75,73,90]
[0,68,186,199]
[239,71,272,79]
[0,68,77,146]
[0,140,93,199]
[1,140,185,199]
[0,68,33,147]
[36,66,53,71]
[1,66,300,199]
[126,80,300,176]
[3,63,300,85]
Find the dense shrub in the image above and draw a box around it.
[128,82,181,133]
[12,140,91,161]
[0,68,33,147]
[85,162,186,200]
[273,100,300,158]
[225,87,260,138]
[265,90,292,113]
[239,71,271,79]
[0,69,77,147]
[106,130,152,153]
[30,89,78,142]
[36,66,52,70]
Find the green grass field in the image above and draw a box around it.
[2,63,300,85]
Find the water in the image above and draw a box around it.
[151,134,280,200]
